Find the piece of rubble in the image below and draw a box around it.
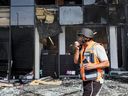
[29,76,62,86]
[0,82,13,87]
[29,79,62,86]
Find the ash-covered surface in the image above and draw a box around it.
[0,79,128,96]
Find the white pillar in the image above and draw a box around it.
[110,26,118,69]
[59,26,66,55]
[35,28,40,79]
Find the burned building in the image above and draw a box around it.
[0,0,128,80]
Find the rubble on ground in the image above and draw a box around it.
[0,77,128,96]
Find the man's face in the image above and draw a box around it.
[77,35,89,45]
[77,35,83,44]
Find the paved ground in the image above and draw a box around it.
[0,78,128,96]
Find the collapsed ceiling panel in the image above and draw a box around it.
[36,8,62,37]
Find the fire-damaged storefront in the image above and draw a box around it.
[0,0,128,80]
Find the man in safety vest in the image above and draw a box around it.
[74,28,109,96]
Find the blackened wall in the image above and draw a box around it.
[11,26,34,76]
[0,27,10,77]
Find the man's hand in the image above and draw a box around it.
[84,60,109,70]
[74,41,80,50]
[84,62,96,70]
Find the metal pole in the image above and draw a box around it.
[7,21,12,82]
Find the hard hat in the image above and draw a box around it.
[77,28,94,38]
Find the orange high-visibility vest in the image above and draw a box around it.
[79,42,103,81]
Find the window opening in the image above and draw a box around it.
[36,0,56,5]
[0,0,10,6]
[84,5,108,24]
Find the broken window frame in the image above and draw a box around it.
[35,6,60,55]
[36,0,58,5]
[83,4,108,24]
[0,0,10,6]
[35,0,82,6]
[108,2,126,25]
